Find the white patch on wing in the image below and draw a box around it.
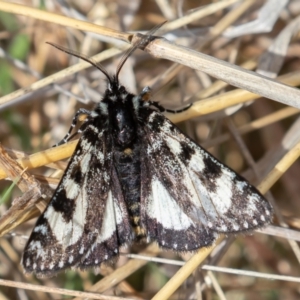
[246,194,262,213]
[210,171,233,214]
[233,223,240,230]
[112,193,126,226]
[80,152,91,174]
[88,125,99,135]
[33,225,48,235]
[148,111,157,124]
[44,177,89,248]
[59,138,94,199]
[28,241,41,251]
[27,240,48,261]
[147,139,162,155]
[147,177,193,230]
[235,180,247,192]
[80,138,91,152]
[165,135,182,155]
[96,150,104,164]
[96,190,119,243]
[64,178,80,200]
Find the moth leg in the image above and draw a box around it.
[149,101,192,114]
[53,108,92,147]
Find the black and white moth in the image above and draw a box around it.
[22,37,272,277]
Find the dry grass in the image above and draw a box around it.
[0,0,300,299]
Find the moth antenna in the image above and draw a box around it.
[46,42,113,85]
[115,21,167,82]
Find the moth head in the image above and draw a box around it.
[105,78,128,101]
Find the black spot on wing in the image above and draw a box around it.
[84,128,100,144]
[179,141,195,161]
[203,155,222,178]
[199,155,223,192]
[70,165,82,184]
[79,115,106,145]
[52,189,76,222]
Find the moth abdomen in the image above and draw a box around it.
[113,142,142,234]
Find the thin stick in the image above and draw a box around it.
[201,265,300,283]
[72,244,160,299]
[0,1,130,42]
[202,107,300,148]
[151,239,220,300]
[158,0,240,33]
[0,141,77,180]
[0,278,130,300]
[167,71,300,123]
[0,48,121,108]
[257,140,300,194]
[147,38,300,111]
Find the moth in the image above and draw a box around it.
[22,34,272,277]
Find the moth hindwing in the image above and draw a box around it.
[22,42,272,277]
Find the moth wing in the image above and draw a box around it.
[139,110,272,251]
[22,125,132,277]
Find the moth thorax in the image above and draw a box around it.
[112,105,136,147]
